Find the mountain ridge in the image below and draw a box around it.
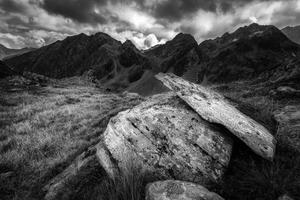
[4,23,300,95]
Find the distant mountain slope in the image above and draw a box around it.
[282,25,300,44]
[197,23,300,83]
[0,44,34,60]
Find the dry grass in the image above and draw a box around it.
[220,123,300,200]
[68,161,160,200]
[0,78,142,200]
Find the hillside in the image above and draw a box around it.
[0,44,34,60]
[282,25,300,44]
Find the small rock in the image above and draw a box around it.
[270,86,300,99]
[146,180,224,200]
[278,194,294,200]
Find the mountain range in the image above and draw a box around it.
[4,23,300,95]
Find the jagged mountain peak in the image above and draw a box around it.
[146,32,198,58]
[172,32,197,43]
[122,40,138,51]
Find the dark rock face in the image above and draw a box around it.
[282,25,300,45]
[197,23,300,83]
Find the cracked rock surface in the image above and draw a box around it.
[99,92,233,184]
[156,73,276,160]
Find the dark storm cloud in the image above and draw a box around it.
[0,0,27,13]
[0,0,299,49]
[151,0,217,21]
[270,2,300,28]
[149,0,279,22]
[41,0,108,24]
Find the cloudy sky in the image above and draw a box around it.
[0,0,299,49]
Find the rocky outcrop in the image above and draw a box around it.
[146,180,224,200]
[98,92,233,184]
[155,73,276,160]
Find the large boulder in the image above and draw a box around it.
[146,180,224,200]
[97,92,233,184]
[155,73,276,160]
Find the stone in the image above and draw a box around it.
[278,194,294,200]
[270,86,300,99]
[145,180,224,200]
[155,73,276,160]
[99,92,233,184]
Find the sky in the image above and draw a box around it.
[0,0,299,49]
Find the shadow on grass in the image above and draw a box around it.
[69,161,161,200]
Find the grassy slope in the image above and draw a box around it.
[1,76,299,200]
[0,77,142,200]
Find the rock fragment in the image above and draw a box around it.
[155,73,276,160]
[146,180,224,200]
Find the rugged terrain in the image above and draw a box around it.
[0,23,300,200]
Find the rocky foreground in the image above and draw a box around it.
[40,73,278,200]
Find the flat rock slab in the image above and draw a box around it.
[155,73,276,160]
[100,93,233,184]
[146,180,224,200]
